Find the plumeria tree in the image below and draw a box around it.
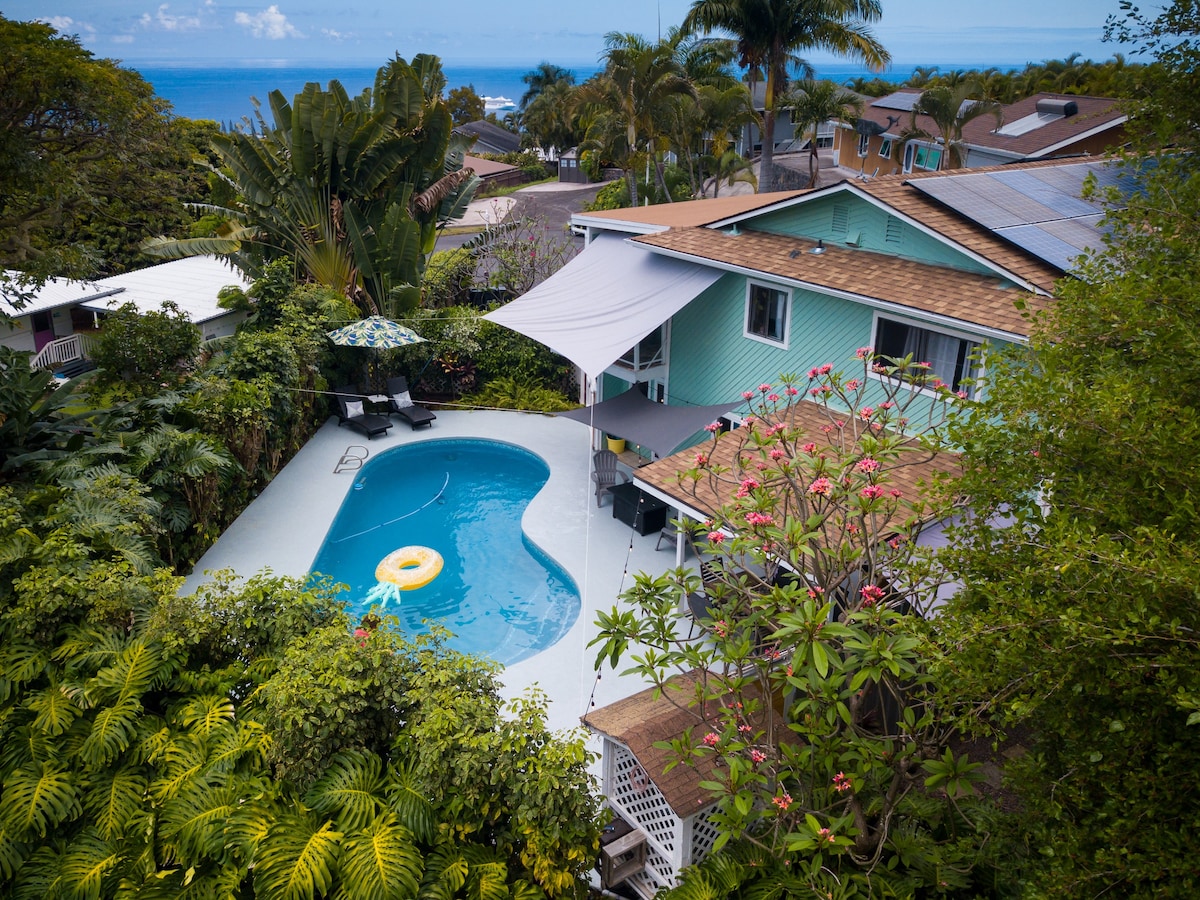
[592,351,1006,896]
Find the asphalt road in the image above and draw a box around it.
[434,181,604,253]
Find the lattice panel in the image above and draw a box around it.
[689,808,722,864]
[610,744,678,854]
[642,842,675,889]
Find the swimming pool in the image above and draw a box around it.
[308,438,580,665]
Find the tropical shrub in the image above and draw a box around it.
[462,375,576,412]
[90,300,200,395]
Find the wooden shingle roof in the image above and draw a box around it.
[634,399,961,525]
[573,189,808,231]
[583,671,721,817]
[633,226,1046,337]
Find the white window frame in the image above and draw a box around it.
[857,132,870,157]
[878,138,893,159]
[869,313,983,398]
[744,281,791,349]
[902,141,943,173]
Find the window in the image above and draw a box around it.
[903,141,942,173]
[857,132,870,157]
[745,282,790,347]
[816,120,835,149]
[874,316,980,396]
[618,324,666,370]
[878,138,893,159]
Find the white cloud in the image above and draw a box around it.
[112,35,135,43]
[43,16,75,30]
[135,3,203,32]
[234,5,303,40]
[321,27,351,40]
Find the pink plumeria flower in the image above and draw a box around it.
[704,422,721,433]
[785,386,799,396]
[856,346,874,359]
[772,793,793,811]
[742,391,754,400]
[750,749,766,763]
[856,457,880,473]
[703,732,720,747]
[819,363,833,375]
[759,383,772,393]
[708,530,725,543]
[807,477,832,496]
[860,484,885,499]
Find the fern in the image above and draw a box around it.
[305,751,385,832]
[0,762,82,839]
[254,813,342,900]
[337,812,422,900]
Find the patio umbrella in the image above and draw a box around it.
[327,316,426,349]
[328,316,427,390]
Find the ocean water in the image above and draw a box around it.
[133,60,1016,124]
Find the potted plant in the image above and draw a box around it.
[605,433,626,453]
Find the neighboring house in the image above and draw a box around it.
[2,256,251,371]
[453,120,521,156]
[487,156,1131,458]
[736,82,845,188]
[835,90,1128,178]
[463,154,523,190]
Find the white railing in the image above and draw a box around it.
[29,333,95,370]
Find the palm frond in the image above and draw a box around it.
[337,812,423,900]
[253,813,343,900]
[0,762,82,839]
[82,767,148,842]
[304,750,385,832]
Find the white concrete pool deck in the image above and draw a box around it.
[183,409,683,738]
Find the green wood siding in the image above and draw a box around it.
[665,272,1012,435]
[747,194,999,278]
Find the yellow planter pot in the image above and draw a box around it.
[606,437,626,453]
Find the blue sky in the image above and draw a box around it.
[13,0,1133,68]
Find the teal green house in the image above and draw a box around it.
[487,158,1121,459]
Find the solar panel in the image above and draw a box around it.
[872,92,923,112]
[910,159,1134,271]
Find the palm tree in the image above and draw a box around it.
[682,0,890,192]
[143,55,478,318]
[783,78,862,187]
[579,32,697,206]
[905,82,1002,169]
[521,79,580,159]
[519,62,576,110]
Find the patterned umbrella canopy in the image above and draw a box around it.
[327,316,426,349]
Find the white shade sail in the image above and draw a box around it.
[483,233,722,379]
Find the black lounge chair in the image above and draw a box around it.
[385,376,436,430]
[333,385,392,438]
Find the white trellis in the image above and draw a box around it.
[600,738,720,896]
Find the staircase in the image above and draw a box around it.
[29,333,96,373]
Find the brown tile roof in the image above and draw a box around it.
[463,155,518,178]
[573,190,807,231]
[583,671,721,817]
[856,162,1078,292]
[634,399,961,527]
[963,93,1127,157]
[633,226,1046,336]
[857,92,1126,159]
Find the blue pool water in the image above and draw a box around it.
[309,439,580,665]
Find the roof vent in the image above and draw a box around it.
[1036,98,1077,118]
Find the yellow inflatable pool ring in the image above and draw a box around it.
[376,546,443,590]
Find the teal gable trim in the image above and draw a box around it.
[746,194,998,278]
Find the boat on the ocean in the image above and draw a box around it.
[483,95,517,112]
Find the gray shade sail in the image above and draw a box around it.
[483,233,722,379]
[558,388,741,459]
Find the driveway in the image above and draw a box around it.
[435,180,605,252]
